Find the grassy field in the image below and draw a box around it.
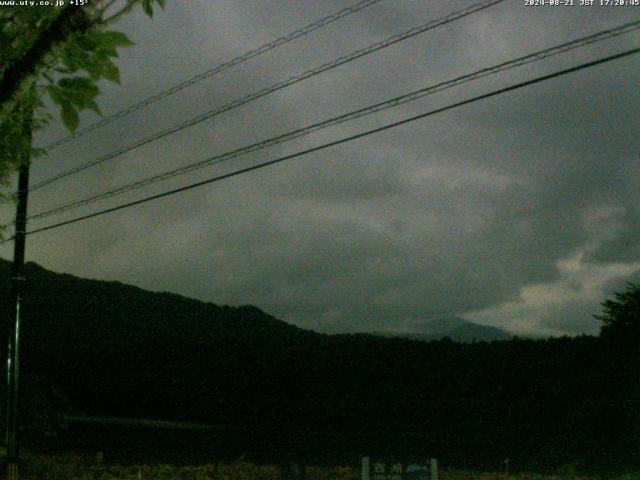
[5,454,638,480]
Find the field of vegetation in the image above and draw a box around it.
[9,454,639,480]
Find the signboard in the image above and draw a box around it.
[362,457,437,480]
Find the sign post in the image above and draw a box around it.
[362,457,437,480]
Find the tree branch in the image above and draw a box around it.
[100,0,140,26]
[0,6,95,124]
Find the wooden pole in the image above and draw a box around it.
[5,95,33,480]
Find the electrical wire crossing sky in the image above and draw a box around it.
[31,0,507,191]
[16,47,639,238]
[24,20,640,223]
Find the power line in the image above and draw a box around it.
[30,0,506,192]
[40,0,386,152]
[10,47,638,241]
[27,21,640,222]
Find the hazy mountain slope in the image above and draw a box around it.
[372,315,512,342]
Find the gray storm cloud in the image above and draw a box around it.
[2,0,638,336]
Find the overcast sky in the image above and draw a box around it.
[1,0,638,336]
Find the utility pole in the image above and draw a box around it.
[5,98,33,480]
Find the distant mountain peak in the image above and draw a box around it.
[372,315,511,343]
[410,315,469,334]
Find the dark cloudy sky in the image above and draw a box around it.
[1,0,638,336]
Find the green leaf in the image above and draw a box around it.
[68,46,91,71]
[155,0,166,9]
[84,61,103,81]
[30,147,47,159]
[142,0,154,17]
[57,77,100,112]
[87,30,134,50]
[60,101,79,132]
[76,35,97,51]
[59,46,80,72]
[100,59,121,84]
[58,76,97,91]
[47,85,64,106]
[84,99,102,115]
[59,77,99,97]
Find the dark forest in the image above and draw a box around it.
[1,260,638,474]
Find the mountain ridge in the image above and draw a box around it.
[3,259,511,342]
[368,315,512,343]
